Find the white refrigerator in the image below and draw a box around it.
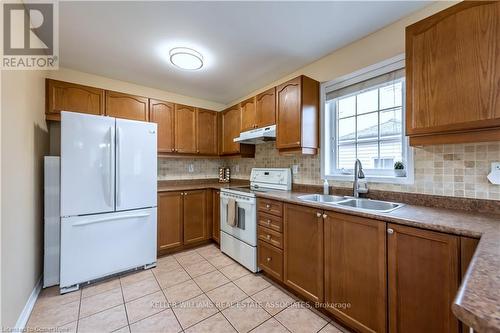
[59,111,157,293]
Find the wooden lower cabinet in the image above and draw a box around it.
[258,240,283,281]
[212,190,220,244]
[183,190,207,244]
[283,203,323,303]
[324,212,387,333]
[157,191,183,251]
[388,223,460,333]
[157,189,211,255]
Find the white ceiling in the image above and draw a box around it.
[60,1,430,104]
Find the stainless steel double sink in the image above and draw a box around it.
[297,194,404,213]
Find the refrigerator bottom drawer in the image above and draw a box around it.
[60,208,157,289]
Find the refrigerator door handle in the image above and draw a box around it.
[116,126,121,207]
[72,213,151,227]
[109,126,114,207]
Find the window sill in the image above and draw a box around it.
[326,174,414,185]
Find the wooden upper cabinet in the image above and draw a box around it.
[46,79,104,120]
[388,223,460,333]
[174,104,197,154]
[276,76,319,154]
[324,212,387,333]
[183,190,207,244]
[149,99,175,154]
[105,91,149,121]
[196,109,218,155]
[157,191,183,252]
[255,87,276,128]
[406,1,500,146]
[240,97,257,132]
[283,203,323,303]
[220,105,241,155]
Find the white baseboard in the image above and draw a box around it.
[14,276,42,330]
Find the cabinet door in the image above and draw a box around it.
[149,99,175,153]
[175,104,197,154]
[240,97,256,132]
[212,190,220,244]
[406,1,500,136]
[256,87,276,128]
[105,91,149,121]
[388,223,460,333]
[157,192,183,251]
[183,190,207,244]
[283,203,323,302]
[197,109,218,155]
[221,105,241,155]
[324,212,387,333]
[276,77,302,149]
[46,79,104,120]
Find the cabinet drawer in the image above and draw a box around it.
[258,212,282,232]
[258,240,283,281]
[258,226,283,249]
[258,199,283,217]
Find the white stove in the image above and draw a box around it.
[220,168,291,272]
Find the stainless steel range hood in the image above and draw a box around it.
[233,125,276,144]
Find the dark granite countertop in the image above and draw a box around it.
[156,179,500,332]
[255,189,500,333]
[157,179,249,192]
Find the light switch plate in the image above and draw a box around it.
[188,164,194,173]
[235,164,240,173]
[292,165,299,174]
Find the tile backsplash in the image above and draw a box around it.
[158,141,500,201]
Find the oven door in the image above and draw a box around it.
[220,192,256,247]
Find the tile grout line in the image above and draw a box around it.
[75,289,82,333]
[118,276,131,330]
[154,259,188,333]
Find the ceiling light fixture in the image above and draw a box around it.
[169,47,203,70]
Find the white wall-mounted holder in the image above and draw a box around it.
[487,162,500,185]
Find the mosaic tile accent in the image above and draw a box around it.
[158,142,500,201]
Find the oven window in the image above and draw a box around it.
[237,206,245,230]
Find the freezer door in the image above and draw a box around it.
[115,118,157,211]
[60,208,157,288]
[61,112,115,216]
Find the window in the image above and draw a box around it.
[322,56,413,183]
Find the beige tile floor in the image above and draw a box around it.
[27,244,349,333]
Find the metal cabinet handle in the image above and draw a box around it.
[171,148,175,152]
[316,212,322,217]
[267,219,271,225]
[266,204,270,208]
[266,257,272,262]
[387,228,394,235]
[322,214,327,219]
[266,234,271,240]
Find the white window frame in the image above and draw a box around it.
[320,54,414,185]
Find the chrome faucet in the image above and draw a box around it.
[353,159,368,198]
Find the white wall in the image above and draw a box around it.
[1,69,49,328]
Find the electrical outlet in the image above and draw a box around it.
[235,164,240,173]
[188,164,194,173]
[292,164,299,174]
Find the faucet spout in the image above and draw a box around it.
[353,159,367,198]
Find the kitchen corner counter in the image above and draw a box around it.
[255,190,500,333]
[157,179,249,192]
